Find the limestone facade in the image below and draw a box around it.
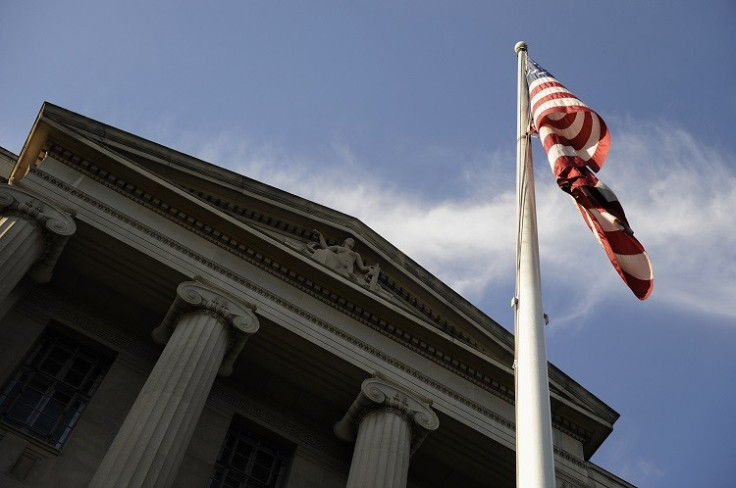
[0,104,636,488]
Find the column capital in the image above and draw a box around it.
[152,280,260,376]
[334,374,439,454]
[0,184,77,282]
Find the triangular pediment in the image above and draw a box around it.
[23,103,515,359]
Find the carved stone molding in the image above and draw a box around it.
[334,374,439,455]
[554,446,589,470]
[556,470,593,488]
[151,280,260,376]
[0,184,77,282]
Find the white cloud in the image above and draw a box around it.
[188,119,736,324]
[603,120,736,319]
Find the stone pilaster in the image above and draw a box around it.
[88,280,259,488]
[334,375,439,488]
[0,184,76,301]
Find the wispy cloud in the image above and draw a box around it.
[186,118,736,324]
[603,119,736,320]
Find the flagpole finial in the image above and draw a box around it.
[514,41,527,54]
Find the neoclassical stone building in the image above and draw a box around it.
[0,103,635,488]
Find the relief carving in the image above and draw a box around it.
[307,229,388,296]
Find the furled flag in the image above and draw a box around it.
[526,58,653,300]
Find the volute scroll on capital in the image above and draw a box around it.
[334,374,440,453]
[0,185,77,238]
[152,280,260,376]
[0,184,77,283]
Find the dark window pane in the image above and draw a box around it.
[21,385,45,403]
[231,453,248,471]
[70,357,93,374]
[5,403,33,423]
[52,388,73,402]
[224,474,242,487]
[32,413,58,435]
[44,398,67,422]
[48,345,70,363]
[255,450,274,466]
[251,464,271,483]
[209,420,289,488]
[39,358,64,376]
[28,376,52,394]
[63,370,85,388]
[0,327,112,448]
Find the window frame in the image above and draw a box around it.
[208,417,292,488]
[0,324,114,449]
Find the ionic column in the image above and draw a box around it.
[0,184,76,301]
[334,375,439,488]
[89,280,260,488]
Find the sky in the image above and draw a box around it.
[2,1,735,487]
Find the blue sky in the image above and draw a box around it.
[2,1,735,487]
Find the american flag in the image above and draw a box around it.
[526,58,654,300]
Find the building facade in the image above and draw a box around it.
[0,103,635,488]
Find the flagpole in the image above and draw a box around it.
[513,41,556,488]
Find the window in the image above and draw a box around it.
[0,326,113,449]
[208,419,290,488]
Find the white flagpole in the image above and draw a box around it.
[513,41,556,488]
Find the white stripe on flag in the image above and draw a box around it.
[534,97,589,118]
[614,252,654,280]
[530,85,570,108]
[587,208,626,233]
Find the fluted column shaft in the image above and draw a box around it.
[349,408,412,488]
[89,281,259,488]
[335,375,439,488]
[0,184,76,301]
[0,211,43,299]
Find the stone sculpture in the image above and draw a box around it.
[308,230,381,290]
